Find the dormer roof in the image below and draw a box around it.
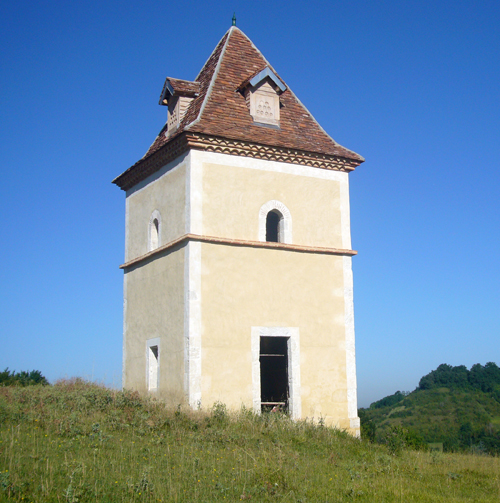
[159,78,201,105]
[238,66,287,94]
[114,27,364,190]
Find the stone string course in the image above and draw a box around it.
[120,232,357,270]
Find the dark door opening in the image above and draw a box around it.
[260,336,289,412]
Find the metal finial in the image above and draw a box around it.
[232,13,236,26]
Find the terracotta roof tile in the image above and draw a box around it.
[116,27,363,188]
[161,78,201,99]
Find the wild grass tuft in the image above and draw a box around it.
[0,380,499,501]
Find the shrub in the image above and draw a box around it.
[0,368,49,387]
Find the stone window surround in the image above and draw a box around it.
[251,326,301,419]
[148,209,162,252]
[258,200,292,244]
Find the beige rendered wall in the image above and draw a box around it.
[199,242,354,432]
[125,157,187,262]
[121,149,358,434]
[198,157,345,249]
[123,247,185,402]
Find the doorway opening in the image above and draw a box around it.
[260,336,289,412]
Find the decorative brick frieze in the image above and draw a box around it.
[113,134,191,191]
[113,132,360,191]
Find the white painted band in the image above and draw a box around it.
[343,256,358,424]
[184,241,202,407]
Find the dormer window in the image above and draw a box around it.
[240,67,287,127]
[159,78,200,136]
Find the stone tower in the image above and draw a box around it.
[113,26,364,435]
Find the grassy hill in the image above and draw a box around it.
[360,363,500,454]
[1,380,499,502]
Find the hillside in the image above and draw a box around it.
[360,363,500,454]
[1,379,499,501]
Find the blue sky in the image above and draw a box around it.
[1,0,498,408]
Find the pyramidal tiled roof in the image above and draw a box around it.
[114,27,363,190]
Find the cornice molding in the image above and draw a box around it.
[112,134,190,192]
[120,233,357,270]
[187,133,360,171]
[113,132,361,191]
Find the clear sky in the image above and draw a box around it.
[1,0,499,408]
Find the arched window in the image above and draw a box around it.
[258,200,292,244]
[266,210,282,242]
[148,210,162,251]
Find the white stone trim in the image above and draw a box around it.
[148,209,162,251]
[124,197,130,263]
[122,195,129,389]
[339,175,352,250]
[122,272,128,390]
[185,152,203,235]
[184,241,202,407]
[251,326,301,420]
[258,200,292,243]
[343,256,358,433]
[192,150,348,182]
[146,338,160,392]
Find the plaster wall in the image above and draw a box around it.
[121,149,358,434]
[199,242,354,431]
[191,150,350,249]
[123,247,185,402]
[125,157,188,261]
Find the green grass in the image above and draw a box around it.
[1,380,499,502]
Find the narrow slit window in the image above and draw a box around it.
[148,345,159,391]
[148,211,161,251]
[266,210,282,243]
[151,219,159,249]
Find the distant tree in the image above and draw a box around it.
[358,408,376,442]
[363,362,500,455]
[459,422,473,448]
[469,362,500,392]
[370,390,407,409]
[418,364,469,390]
[0,368,49,386]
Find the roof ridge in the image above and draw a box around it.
[117,26,364,188]
[240,29,364,158]
[193,26,235,81]
[185,27,234,131]
[250,32,365,161]
[193,27,364,161]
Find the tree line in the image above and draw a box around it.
[360,362,500,455]
[0,368,49,387]
[418,362,500,393]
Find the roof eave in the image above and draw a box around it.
[112,132,363,191]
